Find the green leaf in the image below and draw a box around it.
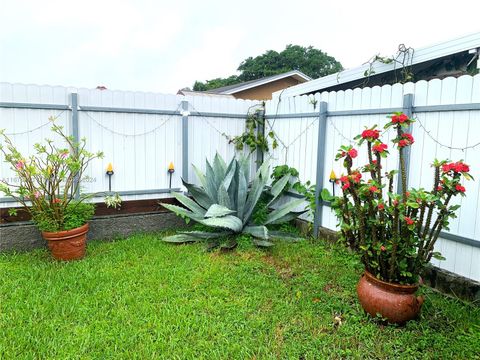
[268,210,308,225]
[182,180,214,209]
[162,203,203,222]
[253,239,274,247]
[217,184,232,209]
[406,201,420,209]
[320,188,333,202]
[171,192,206,215]
[269,174,291,205]
[182,231,232,239]
[237,165,248,220]
[265,199,305,225]
[199,215,243,232]
[192,164,207,189]
[205,204,236,218]
[162,234,200,243]
[243,225,269,239]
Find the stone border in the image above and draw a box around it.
[0,211,187,252]
[295,220,480,304]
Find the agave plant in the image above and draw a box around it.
[162,154,307,247]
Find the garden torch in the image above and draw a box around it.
[329,170,337,197]
[168,162,175,189]
[106,163,114,192]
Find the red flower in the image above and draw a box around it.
[406,191,410,197]
[372,143,388,153]
[442,161,469,174]
[342,182,351,191]
[348,148,358,158]
[369,186,378,193]
[392,113,409,124]
[52,198,61,204]
[352,172,362,184]
[402,133,414,142]
[380,245,386,251]
[455,184,466,193]
[398,133,414,148]
[404,216,414,225]
[361,129,380,140]
[393,199,399,206]
[436,185,443,191]
[340,175,349,183]
[378,203,385,210]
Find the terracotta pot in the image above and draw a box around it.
[42,223,89,261]
[357,270,424,324]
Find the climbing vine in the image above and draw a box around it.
[362,44,415,86]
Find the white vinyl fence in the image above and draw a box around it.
[265,75,480,281]
[0,83,259,205]
[1,76,479,281]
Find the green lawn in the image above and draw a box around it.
[1,233,479,359]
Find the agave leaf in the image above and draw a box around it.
[268,230,303,242]
[265,199,306,225]
[162,203,204,222]
[221,160,237,191]
[205,204,236,218]
[192,164,207,189]
[243,171,268,224]
[268,210,308,225]
[268,174,291,205]
[228,173,238,210]
[171,192,206,215]
[205,160,218,202]
[218,184,232,209]
[253,239,274,247]
[237,166,248,220]
[213,153,227,187]
[182,231,232,239]
[243,225,269,239]
[238,155,250,184]
[182,180,213,209]
[162,234,200,243]
[199,215,243,232]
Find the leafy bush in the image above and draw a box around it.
[0,118,103,231]
[162,154,306,248]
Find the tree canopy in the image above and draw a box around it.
[193,45,343,91]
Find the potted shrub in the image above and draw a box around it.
[322,113,472,324]
[0,118,103,260]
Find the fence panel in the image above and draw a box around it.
[265,75,480,281]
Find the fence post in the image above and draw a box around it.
[397,93,414,194]
[181,100,189,182]
[313,101,328,238]
[256,109,265,170]
[71,93,80,199]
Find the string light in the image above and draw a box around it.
[83,103,182,138]
[5,110,67,136]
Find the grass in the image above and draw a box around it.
[1,233,479,359]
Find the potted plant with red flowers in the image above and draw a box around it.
[322,113,473,324]
[0,118,104,261]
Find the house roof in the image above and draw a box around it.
[204,70,311,95]
[273,32,480,98]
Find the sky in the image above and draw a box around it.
[1,0,479,94]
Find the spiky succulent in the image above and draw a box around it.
[162,154,306,247]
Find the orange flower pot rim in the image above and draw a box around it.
[42,223,89,240]
[363,270,419,294]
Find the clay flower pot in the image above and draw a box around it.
[357,270,424,324]
[42,223,89,261]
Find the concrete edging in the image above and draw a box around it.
[0,211,186,252]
